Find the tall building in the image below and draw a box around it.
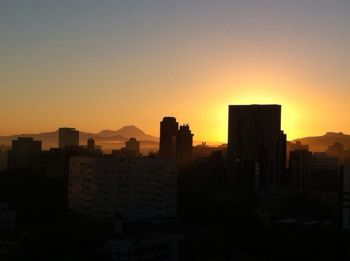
[278,131,287,185]
[311,152,338,172]
[341,158,350,230]
[8,137,42,171]
[58,128,79,149]
[287,141,309,167]
[0,145,9,172]
[160,117,179,158]
[311,152,339,191]
[289,149,312,192]
[227,104,285,191]
[176,125,193,166]
[68,156,177,220]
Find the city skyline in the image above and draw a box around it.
[0,105,349,143]
[1,2,349,260]
[1,1,350,141]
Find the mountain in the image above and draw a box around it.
[0,125,158,151]
[96,125,158,141]
[4,127,348,154]
[0,131,59,149]
[292,132,350,152]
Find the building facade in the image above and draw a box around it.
[68,156,177,220]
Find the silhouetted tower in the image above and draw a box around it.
[159,117,179,158]
[59,128,79,149]
[125,137,140,156]
[278,131,287,185]
[289,149,312,192]
[8,137,42,170]
[87,138,95,150]
[176,125,193,165]
[227,105,285,191]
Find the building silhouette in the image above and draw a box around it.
[58,128,79,149]
[326,142,350,165]
[193,142,220,159]
[227,105,286,191]
[289,149,312,192]
[278,131,287,185]
[160,117,178,158]
[289,141,309,152]
[111,138,141,157]
[287,141,309,167]
[87,138,95,150]
[8,137,42,171]
[176,125,193,166]
[341,158,350,229]
[311,152,339,191]
[0,145,9,172]
[125,137,140,156]
[68,156,177,220]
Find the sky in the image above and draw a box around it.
[0,0,349,142]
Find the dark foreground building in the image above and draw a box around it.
[159,117,179,159]
[58,128,79,149]
[227,105,286,191]
[176,125,194,166]
[8,137,42,171]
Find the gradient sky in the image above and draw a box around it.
[1,0,349,141]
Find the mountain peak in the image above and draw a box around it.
[115,125,146,138]
[94,125,156,141]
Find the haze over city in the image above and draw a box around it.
[1,0,350,141]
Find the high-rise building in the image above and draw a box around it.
[287,141,309,168]
[311,152,338,172]
[68,156,177,220]
[227,104,285,191]
[341,158,350,230]
[0,145,9,172]
[160,117,179,158]
[8,137,42,170]
[278,131,287,185]
[58,128,79,149]
[176,125,193,166]
[311,152,339,191]
[289,149,312,192]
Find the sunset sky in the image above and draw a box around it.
[1,0,349,142]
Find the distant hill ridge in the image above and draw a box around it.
[293,132,350,152]
[0,125,158,150]
[2,128,350,153]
